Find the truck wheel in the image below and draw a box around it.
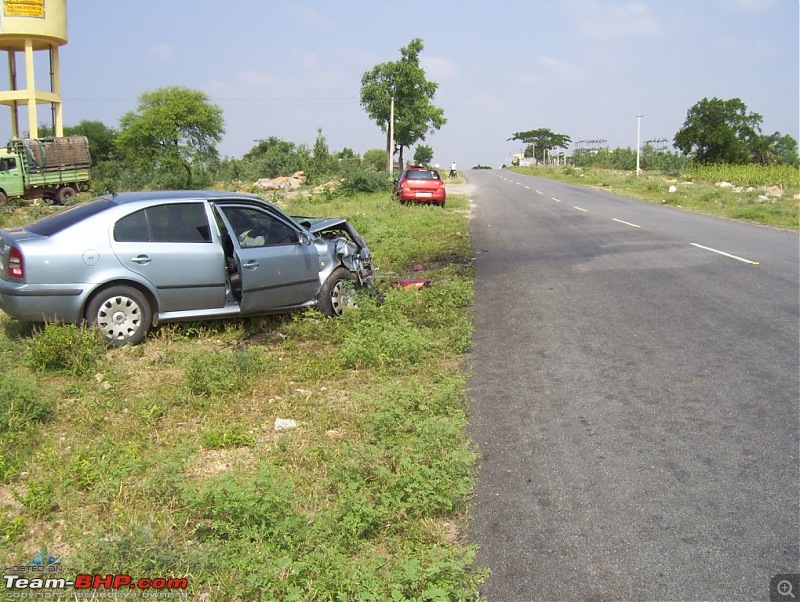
[317,267,359,317]
[55,186,76,205]
[85,285,152,346]
[0,190,6,204]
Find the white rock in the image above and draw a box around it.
[668,185,677,193]
[274,418,298,432]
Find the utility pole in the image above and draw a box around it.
[387,95,395,175]
[636,114,643,176]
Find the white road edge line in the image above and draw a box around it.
[613,218,641,228]
[574,206,588,212]
[690,243,760,265]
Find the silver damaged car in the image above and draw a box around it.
[0,191,375,345]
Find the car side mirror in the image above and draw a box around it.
[300,232,313,245]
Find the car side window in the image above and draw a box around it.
[220,206,299,248]
[114,209,150,242]
[114,203,211,243]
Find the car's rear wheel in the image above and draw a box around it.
[317,267,359,317]
[86,285,152,346]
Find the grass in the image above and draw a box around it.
[0,190,489,599]
[510,164,800,230]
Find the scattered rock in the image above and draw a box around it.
[763,185,784,198]
[254,171,307,191]
[668,185,677,193]
[716,181,733,188]
[274,418,298,432]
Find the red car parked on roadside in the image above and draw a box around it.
[393,166,446,206]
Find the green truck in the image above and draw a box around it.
[0,136,91,204]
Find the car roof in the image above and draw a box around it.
[105,190,262,206]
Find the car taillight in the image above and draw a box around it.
[8,247,23,279]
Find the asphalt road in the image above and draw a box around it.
[464,169,799,601]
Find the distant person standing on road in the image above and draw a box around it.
[449,161,457,178]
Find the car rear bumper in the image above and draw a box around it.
[398,191,446,204]
[0,280,85,322]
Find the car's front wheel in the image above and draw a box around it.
[317,267,359,317]
[86,285,152,346]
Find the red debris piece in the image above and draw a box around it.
[392,278,431,290]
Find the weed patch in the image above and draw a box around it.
[26,323,107,375]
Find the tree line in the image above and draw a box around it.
[28,38,447,197]
[510,97,799,172]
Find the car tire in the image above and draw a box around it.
[0,190,7,204]
[85,285,152,346]
[317,267,359,317]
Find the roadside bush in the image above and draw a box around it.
[0,372,51,481]
[0,372,49,433]
[184,346,270,397]
[26,323,106,375]
[337,307,430,371]
[339,168,393,195]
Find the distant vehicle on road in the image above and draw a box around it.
[393,165,446,206]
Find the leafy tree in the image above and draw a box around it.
[413,144,434,165]
[64,120,118,165]
[508,129,571,163]
[751,132,799,166]
[238,136,310,181]
[673,97,762,164]
[310,127,335,179]
[115,86,224,188]
[363,149,387,172]
[360,38,446,170]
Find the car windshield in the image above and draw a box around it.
[406,169,440,180]
[26,197,116,237]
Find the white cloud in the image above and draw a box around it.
[466,94,513,115]
[536,56,580,80]
[513,71,540,86]
[288,6,335,30]
[294,50,322,70]
[569,0,664,40]
[422,56,459,80]
[718,0,777,13]
[148,43,174,61]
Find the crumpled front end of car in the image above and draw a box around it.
[299,217,376,286]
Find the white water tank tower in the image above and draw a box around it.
[0,0,68,139]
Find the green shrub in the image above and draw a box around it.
[0,372,51,481]
[182,465,302,546]
[201,427,255,449]
[0,372,49,433]
[338,312,430,371]
[26,323,106,375]
[184,346,270,397]
[339,169,393,195]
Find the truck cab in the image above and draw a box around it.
[0,150,26,201]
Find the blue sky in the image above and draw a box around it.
[5,0,799,169]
